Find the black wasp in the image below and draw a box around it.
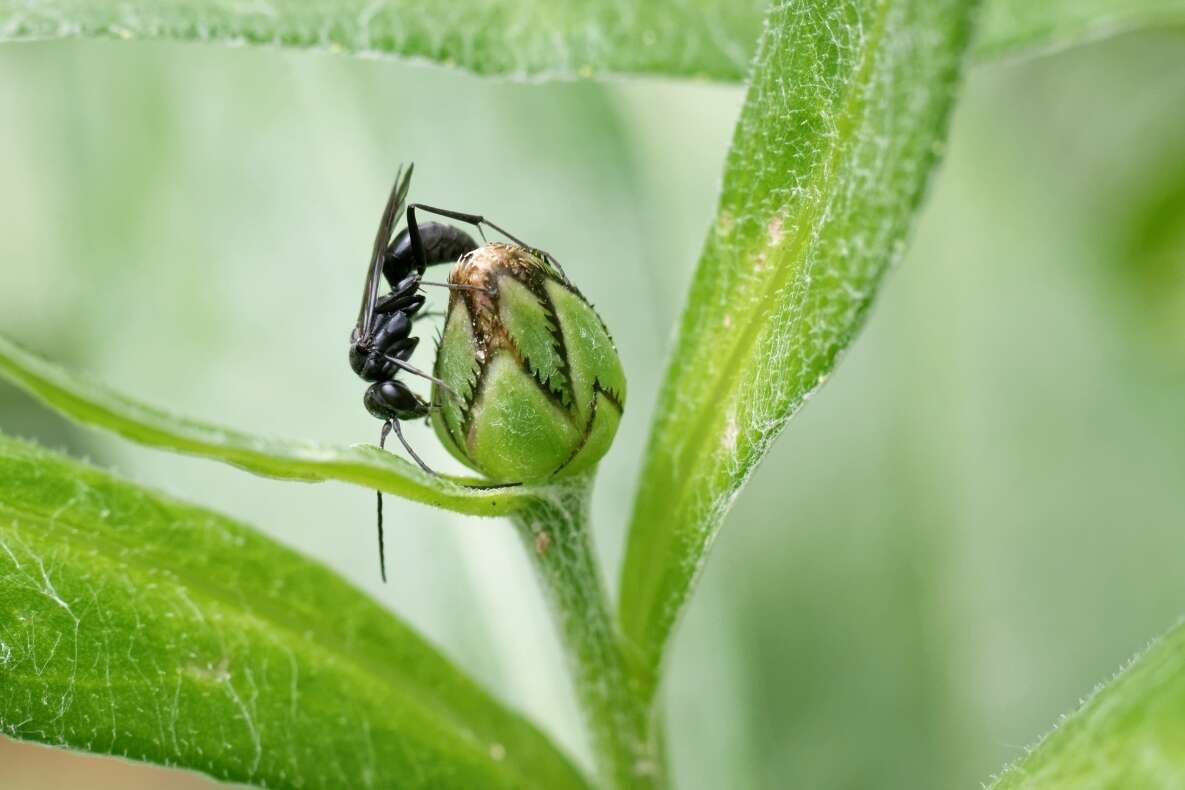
[349,163,555,581]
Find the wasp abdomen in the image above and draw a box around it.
[384,221,479,285]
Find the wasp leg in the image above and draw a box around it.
[391,418,435,476]
[408,203,570,283]
[419,281,493,294]
[380,353,458,399]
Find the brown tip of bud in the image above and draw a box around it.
[450,242,547,287]
[449,243,549,358]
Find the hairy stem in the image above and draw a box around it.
[513,477,666,789]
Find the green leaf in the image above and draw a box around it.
[977,0,1185,61]
[989,620,1185,789]
[0,432,588,789]
[2,0,1181,84]
[0,333,531,517]
[0,0,766,81]
[617,0,979,690]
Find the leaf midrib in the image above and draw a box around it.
[646,1,892,586]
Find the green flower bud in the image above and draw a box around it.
[431,243,626,484]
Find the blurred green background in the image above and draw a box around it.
[1,27,1184,789]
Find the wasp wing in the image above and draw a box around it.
[356,163,414,340]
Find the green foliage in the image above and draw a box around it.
[0,0,983,784]
[2,0,1181,81]
[0,0,766,80]
[3,0,1184,788]
[990,620,1185,789]
[0,432,587,789]
[618,0,978,691]
[0,334,532,516]
[977,0,1185,60]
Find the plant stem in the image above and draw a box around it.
[512,475,667,789]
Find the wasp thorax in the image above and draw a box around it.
[431,243,625,483]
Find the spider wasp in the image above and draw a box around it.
[349,163,559,580]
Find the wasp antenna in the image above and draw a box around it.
[376,419,394,584]
[376,491,388,583]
